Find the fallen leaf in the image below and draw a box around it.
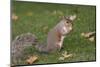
[62,51,68,57]
[81,32,90,38]
[12,13,18,21]
[81,31,95,38]
[89,36,95,42]
[26,55,38,64]
[63,54,73,58]
[62,51,73,58]
[58,51,73,61]
[58,57,65,61]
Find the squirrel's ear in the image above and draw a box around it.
[62,16,68,20]
[62,16,66,19]
[69,15,77,21]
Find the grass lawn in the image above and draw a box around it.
[12,1,96,65]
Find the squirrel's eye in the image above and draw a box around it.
[66,21,69,23]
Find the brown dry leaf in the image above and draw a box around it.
[81,32,90,38]
[62,51,73,58]
[12,13,18,21]
[63,54,73,58]
[26,55,38,64]
[81,31,95,38]
[81,31,95,42]
[62,51,67,57]
[58,57,65,61]
[89,36,95,42]
[58,51,73,61]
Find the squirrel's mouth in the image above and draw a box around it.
[62,29,73,36]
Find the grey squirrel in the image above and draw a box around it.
[11,15,76,64]
[35,15,76,53]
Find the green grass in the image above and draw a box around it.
[12,1,96,65]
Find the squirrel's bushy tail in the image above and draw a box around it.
[35,42,50,53]
[11,33,38,64]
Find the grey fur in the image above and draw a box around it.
[11,33,38,64]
